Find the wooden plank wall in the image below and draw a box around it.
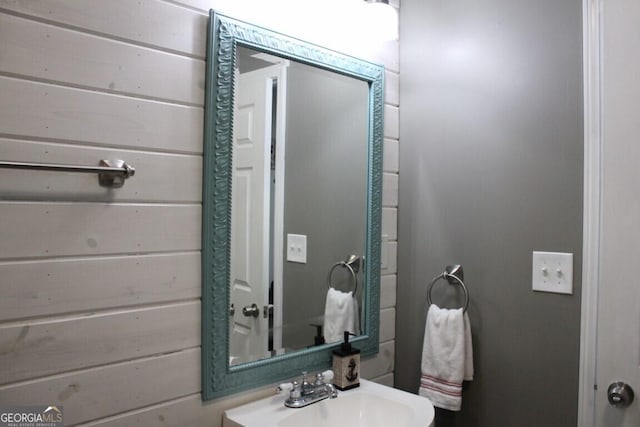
[0,1,400,425]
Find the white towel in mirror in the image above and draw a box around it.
[323,287,358,343]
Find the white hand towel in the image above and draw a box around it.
[418,304,474,411]
[323,287,357,343]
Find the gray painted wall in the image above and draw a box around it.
[282,61,369,349]
[397,0,583,426]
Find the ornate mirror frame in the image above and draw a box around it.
[202,11,384,400]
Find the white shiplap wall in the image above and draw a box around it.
[0,1,400,425]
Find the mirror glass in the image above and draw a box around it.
[202,11,384,400]
[229,46,369,366]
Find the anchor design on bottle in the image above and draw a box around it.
[346,358,358,382]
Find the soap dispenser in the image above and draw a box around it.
[310,324,325,346]
[332,331,361,390]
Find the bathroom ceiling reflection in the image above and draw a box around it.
[229,46,369,366]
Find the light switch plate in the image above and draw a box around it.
[287,234,307,263]
[532,251,573,294]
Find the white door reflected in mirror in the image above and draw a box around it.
[229,46,369,366]
[230,63,288,364]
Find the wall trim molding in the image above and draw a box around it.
[577,0,602,425]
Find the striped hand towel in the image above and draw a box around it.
[418,304,473,411]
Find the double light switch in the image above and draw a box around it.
[532,251,573,295]
[287,234,307,263]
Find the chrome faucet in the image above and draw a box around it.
[277,371,338,408]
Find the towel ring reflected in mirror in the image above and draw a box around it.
[327,261,358,294]
[327,254,361,293]
[426,265,470,313]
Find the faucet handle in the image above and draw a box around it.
[314,370,335,385]
[322,370,334,382]
[276,382,293,393]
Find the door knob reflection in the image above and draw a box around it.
[242,303,260,318]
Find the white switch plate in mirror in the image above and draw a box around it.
[287,234,307,263]
[532,251,573,294]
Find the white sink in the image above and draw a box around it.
[223,379,434,427]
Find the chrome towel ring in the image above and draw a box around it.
[327,255,360,294]
[426,264,470,313]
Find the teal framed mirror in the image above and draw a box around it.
[202,10,384,400]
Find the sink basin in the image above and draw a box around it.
[223,379,434,427]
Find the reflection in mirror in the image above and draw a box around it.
[201,11,383,400]
[229,46,369,366]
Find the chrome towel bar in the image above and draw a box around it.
[0,159,135,188]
